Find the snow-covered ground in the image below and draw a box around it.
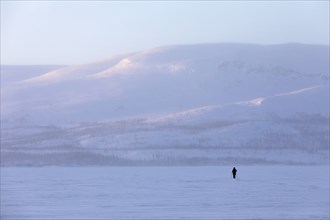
[1,166,329,220]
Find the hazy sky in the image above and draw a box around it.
[1,1,329,65]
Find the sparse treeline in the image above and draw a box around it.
[1,114,329,166]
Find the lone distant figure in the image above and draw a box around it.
[232,167,237,179]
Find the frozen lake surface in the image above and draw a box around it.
[1,166,329,220]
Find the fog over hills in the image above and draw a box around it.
[1,43,329,166]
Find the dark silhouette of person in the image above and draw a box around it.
[232,167,237,179]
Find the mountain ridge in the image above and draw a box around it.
[1,43,329,166]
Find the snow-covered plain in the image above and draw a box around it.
[1,166,329,220]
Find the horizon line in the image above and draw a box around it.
[1,42,329,66]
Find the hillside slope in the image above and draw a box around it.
[1,43,329,165]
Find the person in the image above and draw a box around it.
[232,167,237,179]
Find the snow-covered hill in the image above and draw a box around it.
[1,43,329,166]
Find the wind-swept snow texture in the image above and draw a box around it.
[1,166,329,220]
[1,43,329,166]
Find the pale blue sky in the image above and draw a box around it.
[1,1,329,65]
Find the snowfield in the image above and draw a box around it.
[1,166,329,220]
